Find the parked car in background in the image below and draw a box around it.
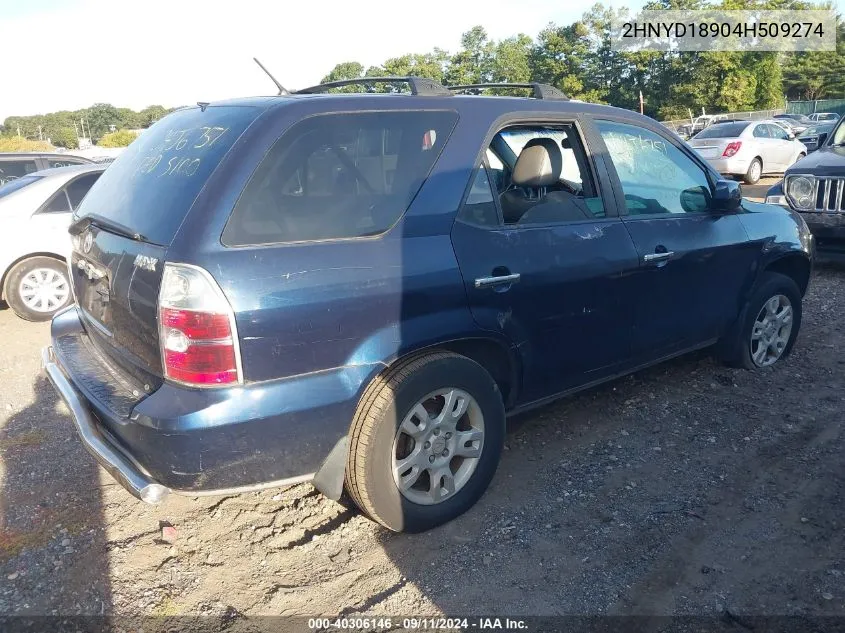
[0,164,105,320]
[767,117,845,259]
[0,152,94,186]
[771,119,803,138]
[677,114,727,139]
[808,112,840,123]
[688,120,808,184]
[797,122,837,153]
[773,113,811,134]
[42,80,812,533]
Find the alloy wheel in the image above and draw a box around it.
[750,294,793,367]
[392,388,485,505]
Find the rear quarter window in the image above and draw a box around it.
[222,110,458,246]
[74,106,259,245]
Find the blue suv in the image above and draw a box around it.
[43,78,813,532]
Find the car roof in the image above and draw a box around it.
[32,163,107,179]
[201,91,663,130]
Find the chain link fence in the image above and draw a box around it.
[661,108,785,137]
[787,98,845,117]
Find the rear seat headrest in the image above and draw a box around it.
[512,137,562,188]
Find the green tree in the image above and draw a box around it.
[85,103,121,140]
[139,105,169,127]
[98,129,137,147]
[51,127,78,149]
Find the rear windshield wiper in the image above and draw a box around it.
[70,214,150,243]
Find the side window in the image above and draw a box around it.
[487,124,604,226]
[47,158,86,169]
[769,125,789,141]
[222,110,458,246]
[458,166,499,227]
[42,190,72,213]
[596,120,712,215]
[753,125,769,138]
[65,173,102,209]
[0,160,38,186]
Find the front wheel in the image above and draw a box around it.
[4,256,72,322]
[721,272,802,370]
[345,351,505,532]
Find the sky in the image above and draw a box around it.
[0,0,644,122]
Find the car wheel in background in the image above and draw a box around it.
[744,158,762,184]
[721,271,802,370]
[345,351,505,533]
[4,256,72,322]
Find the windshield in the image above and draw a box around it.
[694,122,749,139]
[802,124,834,137]
[74,105,260,245]
[0,174,42,200]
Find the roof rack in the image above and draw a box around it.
[447,83,570,101]
[296,77,452,96]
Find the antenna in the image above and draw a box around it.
[253,57,290,96]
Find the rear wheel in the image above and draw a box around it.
[4,257,71,322]
[744,158,762,184]
[345,351,505,532]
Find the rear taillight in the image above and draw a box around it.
[722,141,742,157]
[158,263,242,386]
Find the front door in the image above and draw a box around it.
[593,118,758,362]
[450,121,640,404]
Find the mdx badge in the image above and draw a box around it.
[134,254,158,272]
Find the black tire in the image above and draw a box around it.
[3,256,72,322]
[744,158,762,184]
[721,272,802,370]
[345,351,505,533]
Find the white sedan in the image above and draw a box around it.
[688,120,808,184]
[0,164,105,321]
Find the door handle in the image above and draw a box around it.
[475,273,521,289]
[643,251,674,263]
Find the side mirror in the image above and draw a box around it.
[680,185,711,213]
[787,132,796,140]
[713,179,742,212]
[819,132,829,146]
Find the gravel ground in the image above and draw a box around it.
[0,267,843,621]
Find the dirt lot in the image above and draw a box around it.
[1,266,843,622]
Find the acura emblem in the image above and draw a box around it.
[83,232,93,254]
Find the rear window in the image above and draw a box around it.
[222,110,458,246]
[0,174,42,199]
[74,106,259,245]
[694,122,750,139]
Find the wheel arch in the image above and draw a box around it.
[1,251,67,302]
[313,335,521,502]
[763,253,812,297]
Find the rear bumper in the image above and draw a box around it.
[43,307,367,502]
[706,155,752,176]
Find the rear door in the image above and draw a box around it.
[450,118,640,403]
[593,118,757,362]
[69,106,261,385]
[766,123,797,169]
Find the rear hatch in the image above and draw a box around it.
[69,105,260,387]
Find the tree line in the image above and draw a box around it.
[1,104,171,149]
[320,0,844,120]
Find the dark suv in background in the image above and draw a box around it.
[767,116,845,260]
[43,78,813,533]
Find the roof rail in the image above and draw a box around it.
[447,83,570,101]
[296,77,452,96]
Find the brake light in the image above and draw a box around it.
[722,141,742,157]
[158,263,241,386]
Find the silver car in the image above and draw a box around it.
[0,164,105,321]
[688,120,808,184]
